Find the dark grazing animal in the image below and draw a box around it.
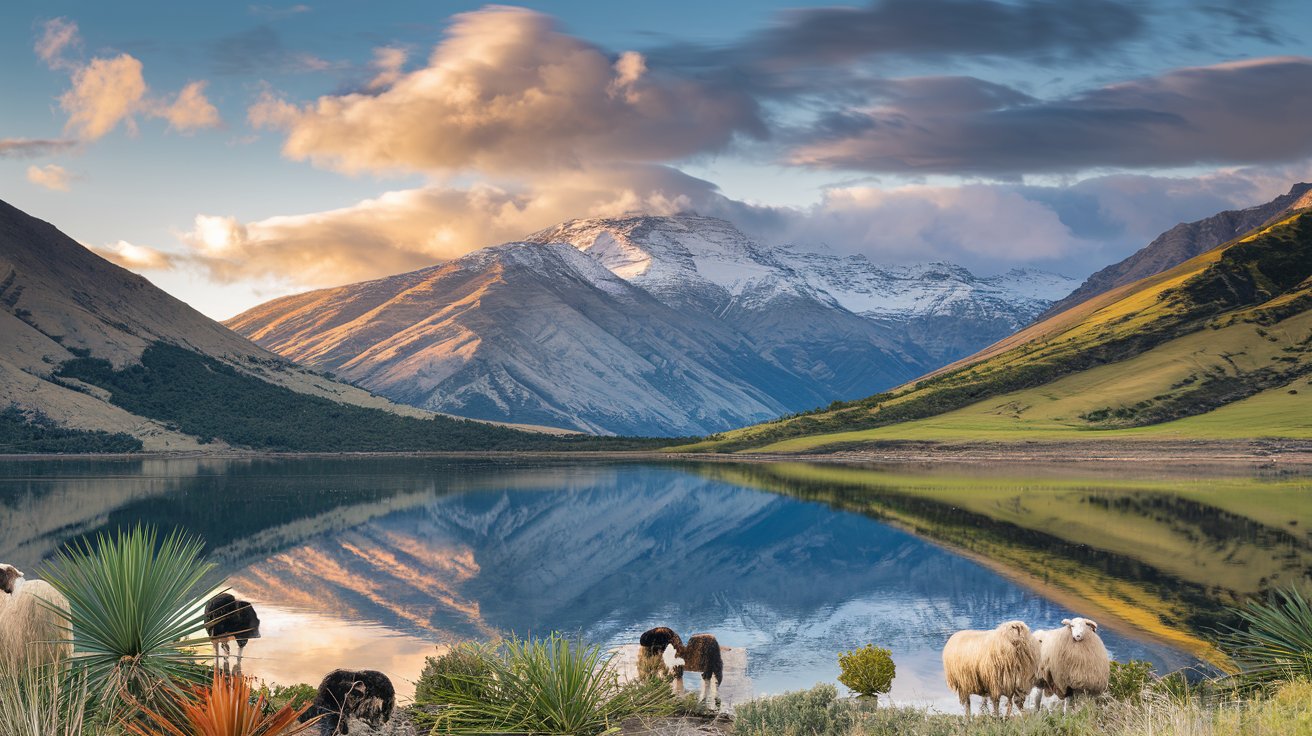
[679,633,724,704]
[203,593,260,673]
[637,626,684,679]
[300,669,396,736]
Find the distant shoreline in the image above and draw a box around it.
[3,438,1311,466]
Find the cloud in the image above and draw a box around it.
[35,17,81,70]
[248,4,311,20]
[167,165,734,286]
[0,138,78,158]
[787,57,1312,175]
[156,81,222,132]
[54,49,221,140]
[90,240,177,270]
[60,54,148,139]
[250,6,763,175]
[211,25,334,75]
[26,164,74,192]
[366,47,407,90]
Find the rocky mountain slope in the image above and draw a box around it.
[232,215,1074,435]
[1041,182,1312,318]
[679,207,1312,453]
[0,199,574,453]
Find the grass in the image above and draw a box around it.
[0,662,91,736]
[411,634,682,735]
[732,682,1312,736]
[672,212,1312,454]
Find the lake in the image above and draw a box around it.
[2,456,1307,709]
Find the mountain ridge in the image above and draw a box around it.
[231,214,1075,435]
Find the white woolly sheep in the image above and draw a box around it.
[942,620,1040,717]
[1031,617,1110,710]
[0,563,73,672]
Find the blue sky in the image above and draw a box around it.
[2,0,1311,319]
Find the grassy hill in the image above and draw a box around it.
[674,210,1312,454]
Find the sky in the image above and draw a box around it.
[2,0,1311,320]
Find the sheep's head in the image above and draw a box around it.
[998,620,1031,645]
[662,643,685,669]
[0,564,23,594]
[1061,617,1099,642]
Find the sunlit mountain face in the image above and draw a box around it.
[0,458,1196,705]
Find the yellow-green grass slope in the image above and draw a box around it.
[704,461,1312,666]
[676,210,1312,454]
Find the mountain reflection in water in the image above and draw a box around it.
[0,457,1240,706]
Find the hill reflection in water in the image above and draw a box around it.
[0,457,1229,705]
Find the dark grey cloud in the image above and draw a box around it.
[788,57,1312,175]
[210,25,332,75]
[0,138,78,159]
[646,0,1147,98]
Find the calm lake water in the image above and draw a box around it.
[2,457,1307,709]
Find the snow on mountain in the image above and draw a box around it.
[231,214,1076,436]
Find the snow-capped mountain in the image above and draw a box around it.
[229,215,1076,436]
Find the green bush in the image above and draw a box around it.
[414,642,497,703]
[837,645,895,698]
[251,681,317,715]
[1108,660,1155,703]
[411,633,677,735]
[731,684,859,736]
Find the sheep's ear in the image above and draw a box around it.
[1061,619,1072,627]
[1087,620,1098,631]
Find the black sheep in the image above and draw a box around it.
[203,593,260,673]
[301,669,396,736]
[638,627,723,705]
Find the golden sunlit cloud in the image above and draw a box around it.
[26,163,74,191]
[40,18,221,141]
[89,240,177,270]
[173,165,719,286]
[249,6,761,175]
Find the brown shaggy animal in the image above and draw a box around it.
[0,563,73,672]
[943,620,1040,717]
[1032,617,1110,710]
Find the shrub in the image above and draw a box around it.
[1221,586,1312,687]
[412,633,677,735]
[251,682,317,715]
[414,642,496,703]
[731,684,859,736]
[837,645,895,699]
[123,671,313,736]
[1108,660,1155,703]
[43,526,216,713]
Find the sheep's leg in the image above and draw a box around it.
[220,641,231,675]
[960,694,971,718]
[705,674,719,708]
[990,696,1000,716]
[211,641,220,671]
[698,675,709,704]
[235,641,246,674]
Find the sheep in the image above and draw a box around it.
[637,627,683,680]
[0,563,72,672]
[1031,617,1110,711]
[300,669,396,736]
[942,620,1040,717]
[203,592,261,674]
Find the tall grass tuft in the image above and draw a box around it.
[1220,586,1312,686]
[42,525,216,710]
[0,661,91,736]
[122,670,315,736]
[413,633,678,735]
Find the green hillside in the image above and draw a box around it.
[675,210,1312,454]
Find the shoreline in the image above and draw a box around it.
[3,438,1311,467]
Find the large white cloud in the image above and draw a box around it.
[249,6,763,175]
